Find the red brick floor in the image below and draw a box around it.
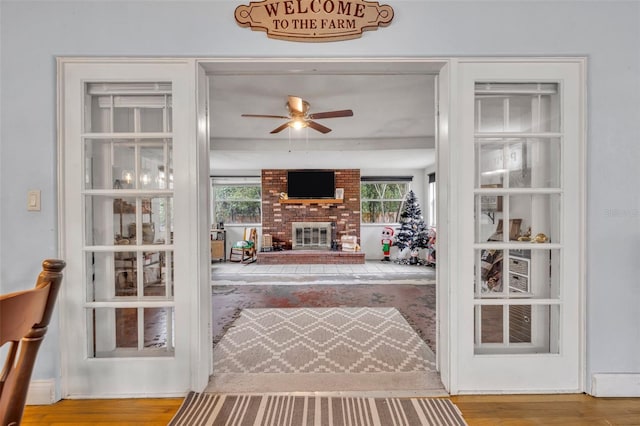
[113,263,437,354]
[212,283,436,353]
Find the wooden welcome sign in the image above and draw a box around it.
[235,0,394,42]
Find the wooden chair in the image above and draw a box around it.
[229,228,258,263]
[0,259,65,426]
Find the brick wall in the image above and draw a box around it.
[261,169,361,249]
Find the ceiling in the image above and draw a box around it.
[208,72,437,172]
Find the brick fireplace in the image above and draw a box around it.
[260,169,363,264]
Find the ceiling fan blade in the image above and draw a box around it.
[242,114,290,119]
[307,120,332,134]
[288,96,305,114]
[270,122,291,134]
[308,109,354,120]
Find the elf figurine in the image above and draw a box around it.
[381,226,394,261]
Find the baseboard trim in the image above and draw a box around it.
[591,373,640,397]
[26,379,57,405]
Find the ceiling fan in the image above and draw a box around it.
[241,95,354,134]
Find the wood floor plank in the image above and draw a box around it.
[20,394,640,425]
[21,398,183,425]
[450,394,640,425]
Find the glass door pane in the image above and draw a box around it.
[83,82,174,357]
[473,82,562,354]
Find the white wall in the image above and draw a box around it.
[1,0,639,394]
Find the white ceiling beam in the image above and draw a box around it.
[210,136,435,152]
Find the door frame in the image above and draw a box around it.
[198,57,452,390]
[57,57,585,396]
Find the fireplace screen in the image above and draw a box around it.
[292,222,331,250]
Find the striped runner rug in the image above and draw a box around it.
[169,392,467,426]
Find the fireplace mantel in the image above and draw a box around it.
[280,198,343,205]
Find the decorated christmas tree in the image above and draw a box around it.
[394,190,430,262]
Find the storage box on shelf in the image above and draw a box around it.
[210,229,226,262]
[508,254,530,293]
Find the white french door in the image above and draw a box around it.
[57,57,584,397]
[451,60,585,393]
[58,59,209,397]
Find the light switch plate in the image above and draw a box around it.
[27,190,41,211]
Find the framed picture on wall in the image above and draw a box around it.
[335,188,344,199]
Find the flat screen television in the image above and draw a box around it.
[287,170,335,199]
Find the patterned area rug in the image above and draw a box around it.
[169,392,467,426]
[208,307,445,394]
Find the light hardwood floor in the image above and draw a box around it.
[451,394,640,425]
[21,394,640,425]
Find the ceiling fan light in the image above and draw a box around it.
[244,96,349,134]
[290,120,307,130]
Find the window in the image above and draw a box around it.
[360,179,410,224]
[428,173,436,227]
[212,178,261,225]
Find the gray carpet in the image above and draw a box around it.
[207,307,445,394]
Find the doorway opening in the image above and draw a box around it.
[199,59,448,393]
